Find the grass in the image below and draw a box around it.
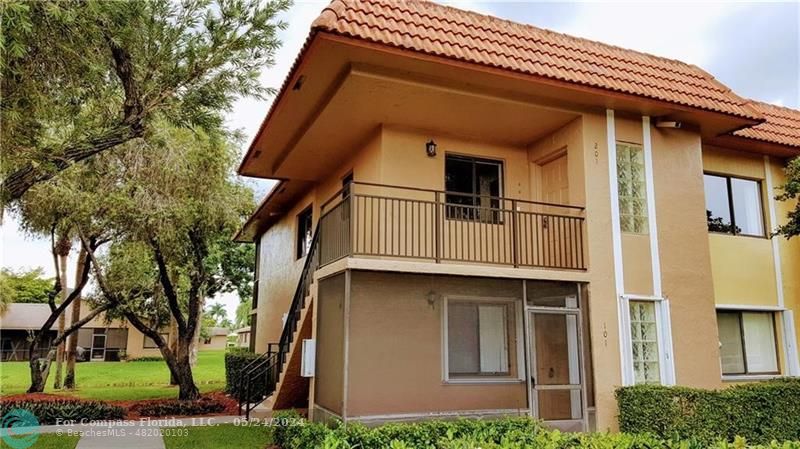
[163,424,272,449]
[0,350,226,401]
[0,434,80,449]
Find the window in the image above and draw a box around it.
[717,311,778,375]
[704,174,765,236]
[445,155,503,222]
[203,337,212,345]
[629,301,661,384]
[617,143,648,233]
[342,172,353,199]
[143,333,169,349]
[296,206,313,259]
[446,299,513,378]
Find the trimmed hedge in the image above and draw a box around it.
[0,399,125,425]
[224,349,266,401]
[616,378,800,444]
[273,410,800,449]
[132,397,226,417]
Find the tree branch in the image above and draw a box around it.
[148,236,187,335]
[50,302,113,348]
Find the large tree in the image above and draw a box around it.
[776,157,799,239]
[0,268,53,305]
[81,123,254,399]
[1,0,289,204]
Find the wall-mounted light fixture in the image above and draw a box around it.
[425,139,437,157]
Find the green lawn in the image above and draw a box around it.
[0,350,226,401]
[163,424,272,449]
[0,434,80,449]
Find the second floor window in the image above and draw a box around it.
[703,174,764,237]
[445,154,503,222]
[617,142,648,234]
[296,207,313,259]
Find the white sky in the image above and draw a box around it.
[2,0,798,322]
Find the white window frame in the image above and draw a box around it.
[716,304,795,380]
[618,294,675,386]
[441,295,525,384]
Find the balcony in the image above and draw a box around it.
[318,182,586,271]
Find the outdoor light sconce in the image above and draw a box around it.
[425,139,437,157]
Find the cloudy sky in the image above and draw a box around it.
[2,0,798,322]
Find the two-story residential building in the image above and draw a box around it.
[233,0,800,431]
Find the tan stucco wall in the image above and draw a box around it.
[314,273,346,415]
[200,335,228,351]
[346,271,527,418]
[651,128,721,389]
[124,329,167,359]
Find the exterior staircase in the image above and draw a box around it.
[239,226,320,419]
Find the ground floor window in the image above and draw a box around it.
[629,301,660,384]
[143,333,169,349]
[717,310,779,375]
[619,295,674,386]
[444,297,521,380]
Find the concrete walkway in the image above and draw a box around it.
[34,415,242,449]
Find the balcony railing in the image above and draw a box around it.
[319,182,586,271]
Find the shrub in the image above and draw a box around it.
[126,356,163,362]
[225,350,267,401]
[273,410,800,449]
[616,378,800,444]
[132,397,226,417]
[0,399,124,425]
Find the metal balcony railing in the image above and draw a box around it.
[319,182,586,271]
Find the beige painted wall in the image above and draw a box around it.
[651,127,721,389]
[314,273,346,415]
[346,271,528,418]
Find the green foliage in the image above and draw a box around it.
[131,397,225,417]
[0,399,124,425]
[235,298,253,329]
[616,378,800,444]
[0,267,53,304]
[775,156,800,238]
[1,0,291,202]
[127,356,165,362]
[273,410,800,449]
[224,350,266,400]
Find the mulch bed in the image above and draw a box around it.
[1,391,239,420]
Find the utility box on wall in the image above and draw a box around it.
[301,339,316,377]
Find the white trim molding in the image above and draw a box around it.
[619,294,676,386]
[606,109,630,385]
[764,156,800,376]
[642,116,663,297]
[350,408,530,425]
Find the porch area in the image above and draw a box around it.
[312,271,595,431]
[318,182,587,271]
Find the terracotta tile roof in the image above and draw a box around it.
[732,101,800,148]
[312,0,761,120]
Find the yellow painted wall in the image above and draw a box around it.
[702,146,779,307]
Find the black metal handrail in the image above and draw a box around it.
[238,226,320,418]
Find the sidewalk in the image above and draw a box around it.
[34,415,242,449]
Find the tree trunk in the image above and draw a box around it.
[161,338,200,400]
[52,241,70,389]
[168,317,179,385]
[27,348,55,393]
[64,248,88,389]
